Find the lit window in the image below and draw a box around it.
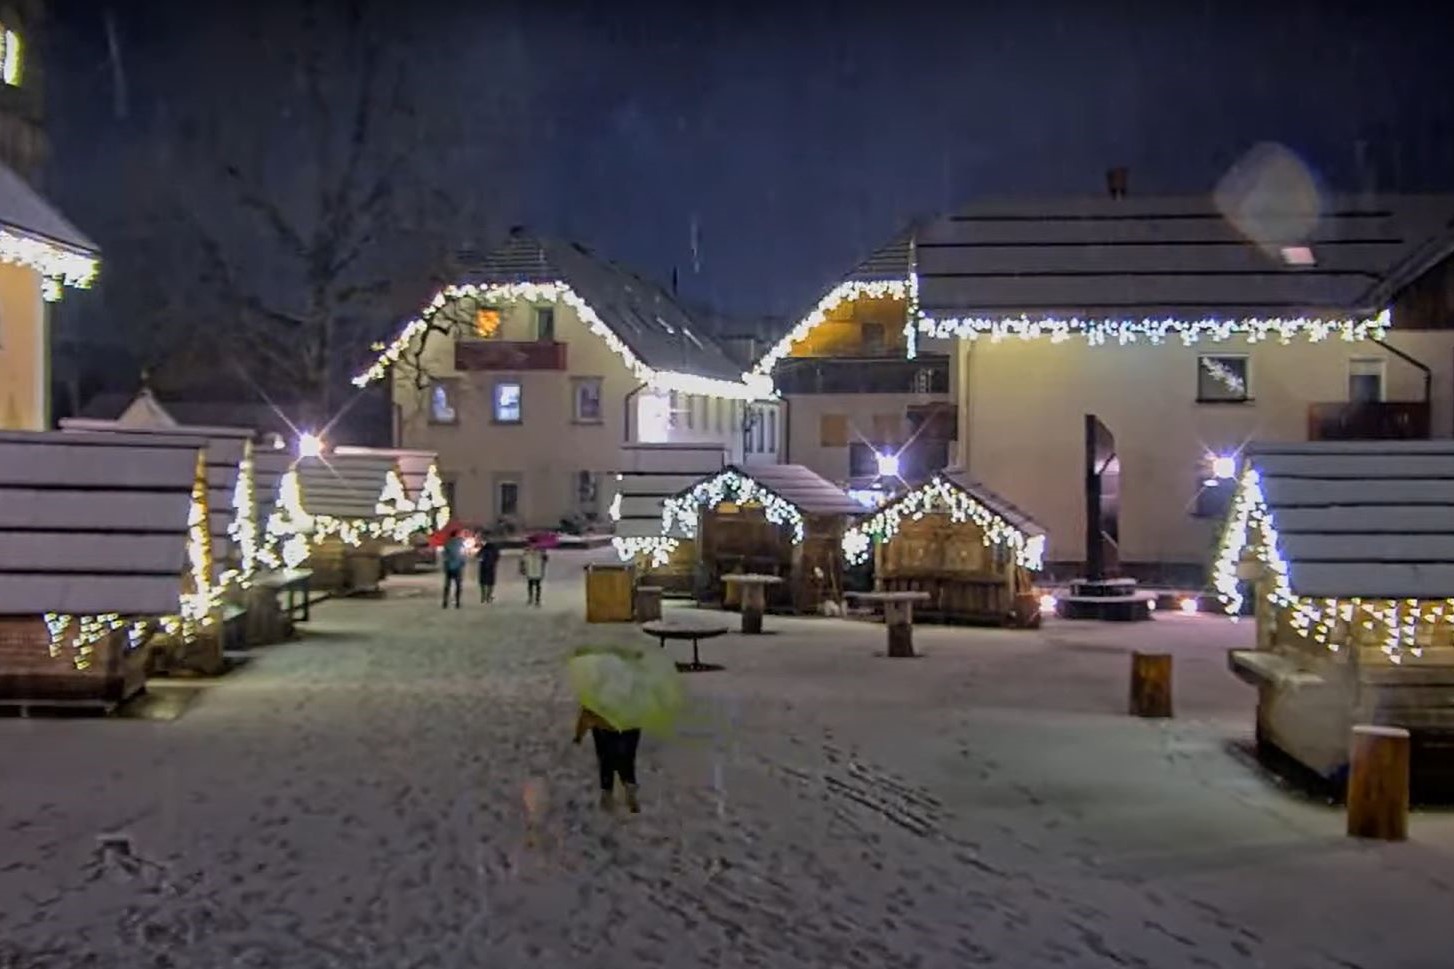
[493,380,522,423]
[474,307,501,338]
[1349,358,1385,403]
[1,29,22,87]
[429,380,458,424]
[1197,355,1250,403]
[572,377,603,423]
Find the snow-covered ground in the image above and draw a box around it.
[4,548,1454,968]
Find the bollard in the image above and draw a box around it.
[1347,724,1410,841]
[884,599,915,658]
[634,585,663,622]
[1129,652,1173,718]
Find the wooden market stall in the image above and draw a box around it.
[841,470,1046,627]
[663,464,862,613]
[1220,441,1454,791]
[612,444,728,597]
[335,446,450,571]
[0,433,215,707]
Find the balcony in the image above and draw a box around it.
[455,340,567,372]
[774,355,949,395]
[1307,401,1431,441]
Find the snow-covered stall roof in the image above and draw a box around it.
[334,446,436,498]
[294,453,398,519]
[252,450,294,532]
[841,469,1047,570]
[57,422,251,572]
[1228,440,1454,601]
[661,463,861,545]
[0,433,200,616]
[729,464,867,517]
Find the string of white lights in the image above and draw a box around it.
[840,475,1046,569]
[917,310,1389,346]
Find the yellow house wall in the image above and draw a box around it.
[956,330,1454,569]
[0,261,45,430]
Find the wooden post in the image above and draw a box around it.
[885,598,915,658]
[1129,652,1172,718]
[1347,724,1410,841]
[634,585,663,622]
[741,583,765,634]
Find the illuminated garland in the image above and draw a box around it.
[752,278,911,377]
[227,446,259,584]
[43,613,126,671]
[416,464,452,533]
[1212,466,1446,664]
[263,469,311,570]
[917,310,1389,346]
[353,280,771,400]
[180,467,216,642]
[903,269,921,360]
[0,227,98,302]
[662,469,806,543]
[840,476,1046,570]
[613,536,680,568]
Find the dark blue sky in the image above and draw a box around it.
[47,0,1454,321]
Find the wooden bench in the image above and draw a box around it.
[642,619,730,672]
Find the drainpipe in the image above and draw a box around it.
[780,396,791,463]
[624,382,645,443]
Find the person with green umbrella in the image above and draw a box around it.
[567,645,683,814]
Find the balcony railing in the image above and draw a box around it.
[774,355,950,395]
[455,340,567,371]
[1307,401,1431,441]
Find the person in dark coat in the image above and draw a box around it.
[441,529,466,609]
[477,538,501,603]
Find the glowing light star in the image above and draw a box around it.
[297,432,324,459]
[1039,594,1057,614]
[1180,597,1199,614]
[1210,454,1237,480]
[875,451,900,478]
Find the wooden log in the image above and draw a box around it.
[634,585,663,622]
[1347,724,1410,841]
[1129,652,1173,718]
[885,598,915,658]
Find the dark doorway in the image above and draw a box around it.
[1084,414,1121,580]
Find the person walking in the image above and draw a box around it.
[441,529,466,609]
[522,544,548,607]
[573,705,641,813]
[477,537,501,603]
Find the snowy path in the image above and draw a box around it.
[3,554,1454,967]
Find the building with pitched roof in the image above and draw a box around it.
[356,229,777,529]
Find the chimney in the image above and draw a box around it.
[1106,167,1128,199]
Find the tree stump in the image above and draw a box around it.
[885,598,915,658]
[634,586,663,622]
[1347,724,1410,841]
[1129,652,1172,718]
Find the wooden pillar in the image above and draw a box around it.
[1347,724,1410,841]
[1129,652,1172,718]
[885,598,915,658]
[741,583,765,634]
[634,585,663,622]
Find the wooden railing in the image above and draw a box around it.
[455,340,567,371]
[1307,401,1431,441]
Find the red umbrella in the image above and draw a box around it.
[429,520,471,548]
[527,531,560,549]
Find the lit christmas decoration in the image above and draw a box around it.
[841,475,1046,569]
[612,536,680,568]
[1209,454,1237,480]
[903,269,921,360]
[916,309,1389,346]
[1211,465,1439,664]
[354,280,772,401]
[875,451,900,478]
[0,226,96,301]
[1200,356,1246,395]
[179,469,216,642]
[752,278,911,377]
[415,464,452,533]
[227,448,260,583]
[662,469,807,544]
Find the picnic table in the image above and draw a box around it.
[720,574,783,634]
[847,590,931,657]
[642,619,730,673]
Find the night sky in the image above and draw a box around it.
[46,0,1454,324]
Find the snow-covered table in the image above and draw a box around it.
[642,619,730,672]
[721,574,783,634]
[847,591,931,657]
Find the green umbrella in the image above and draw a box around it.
[567,644,684,736]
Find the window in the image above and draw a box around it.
[575,471,599,508]
[715,397,724,434]
[766,409,777,454]
[1349,358,1385,403]
[428,379,458,424]
[668,391,680,429]
[1197,354,1250,403]
[1,29,21,87]
[754,407,766,453]
[497,480,520,519]
[572,377,603,423]
[473,307,502,339]
[535,306,555,341]
[493,380,522,423]
[820,413,848,447]
[686,395,695,430]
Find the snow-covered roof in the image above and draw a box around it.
[252,450,294,529]
[0,161,98,254]
[334,446,436,498]
[614,444,728,540]
[462,230,746,383]
[0,433,198,616]
[295,453,397,519]
[1244,440,1454,600]
[915,194,1454,320]
[713,464,865,517]
[938,470,1047,538]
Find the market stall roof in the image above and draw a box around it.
[703,464,864,517]
[937,470,1047,537]
[615,444,728,541]
[334,445,437,498]
[0,432,198,616]
[294,453,398,519]
[1243,440,1454,600]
